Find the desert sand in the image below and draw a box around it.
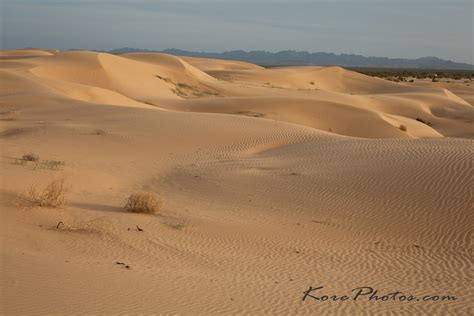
[1,49,473,315]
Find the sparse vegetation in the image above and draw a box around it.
[22,153,40,162]
[176,83,193,90]
[399,125,408,132]
[288,172,302,176]
[125,192,162,214]
[416,117,432,126]
[15,154,64,170]
[351,68,473,82]
[156,75,221,98]
[38,160,65,170]
[0,109,21,121]
[155,74,173,84]
[19,178,67,208]
[234,111,265,118]
[165,222,186,230]
[93,129,107,136]
[172,82,221,99]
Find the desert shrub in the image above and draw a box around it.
[21,178,66,208]
[0,109,21,121]
[38,160,65,170]
[22,153,40,162]
[176,83,193,89]
[416,117,432,126]
[93,129,107,136]
[156,75,173,83]
[399,125,407,132]
[125,192,162,214]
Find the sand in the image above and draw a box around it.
[0,49,473,315]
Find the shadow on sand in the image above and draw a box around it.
[70,202,124,213]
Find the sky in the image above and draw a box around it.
[1,0,473,63]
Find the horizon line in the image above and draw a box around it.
[5,46,474,67]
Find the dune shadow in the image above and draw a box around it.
[71,202,124,213]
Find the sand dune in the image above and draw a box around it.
[181,56,265,71]
[201,65,420,94]
[1,49,473,315]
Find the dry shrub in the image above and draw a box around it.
[0,110,21,121]
[22,153,40,162]
[399,125,408,132]
[416,117,432,126]
[93,129,107,136]
[20,178,66,208]
[125,192,162,214]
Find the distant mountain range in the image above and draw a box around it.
[107,48,473,70]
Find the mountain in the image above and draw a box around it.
[108,48,473,70]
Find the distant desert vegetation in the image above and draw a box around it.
[1,49,473,315]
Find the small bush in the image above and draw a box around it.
[0,110,21,121]
[125,192,162,214]
[21,178,66,208]
[22,153,40,162]
[39,160,65,170]
[93,129,107,136]
[399,125,407,132]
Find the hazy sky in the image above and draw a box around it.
[1,0,473,63]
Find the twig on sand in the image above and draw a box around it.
[115,262,131,269]
[311,220,328,224]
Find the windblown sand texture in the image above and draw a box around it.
[1,49,473,315]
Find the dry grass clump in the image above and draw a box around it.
[125,192,162,214]
[20,178,66,208]
[93,129,107,136]
[399,124,408,132]
[22,153,40,162]
[0,109,21,121]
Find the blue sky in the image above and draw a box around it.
[1,0,472,63]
